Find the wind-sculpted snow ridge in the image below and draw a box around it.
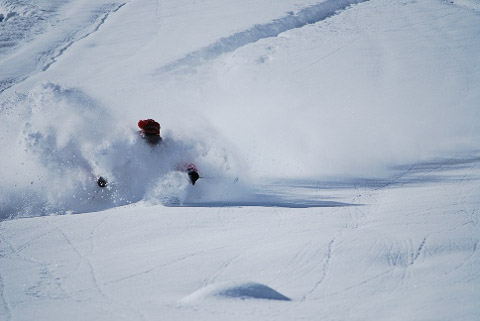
[159,0,369,72]
[0,83,239,219]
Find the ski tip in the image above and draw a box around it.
[97,176,108,188]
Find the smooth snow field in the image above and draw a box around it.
[1,0,480,320]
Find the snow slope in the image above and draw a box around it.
[2,0,480,217]
[1,0,480,319]
[0,0,127,92]
[1,156,479,320]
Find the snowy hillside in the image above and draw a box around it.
[1,0,480,320]
[2,157,480,320]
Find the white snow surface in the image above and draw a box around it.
[1,0,480,320]
[1,157,480,320]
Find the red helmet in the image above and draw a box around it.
[138,119,160,135]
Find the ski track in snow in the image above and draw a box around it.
[102,251,204,288]
[1,156,479,319]
[41,2,127,72]
[0,273,12,321]
[300,156,480,302]
[0,2,127,94]
[0,222,17,321]
[53,216,147,321]
[301,238,336,300]
[446,0,480,13]
[0,0,51,55]
[1,0,480,319]
[2,216,145,321]
[201,252,243,287]
[158,0,369,73]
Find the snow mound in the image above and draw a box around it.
[182,282,291,302]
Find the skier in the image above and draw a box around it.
[179,163,200,186]
[137,118,200,185]
[96,119,200,187]
[138,118,162,145]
